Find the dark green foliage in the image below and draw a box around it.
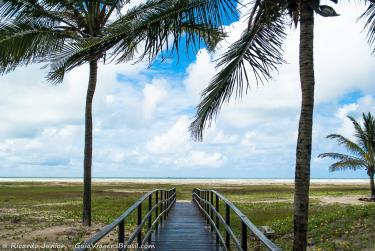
[0,0,234,82]
[319,113,375,198]
[319,113,375,173]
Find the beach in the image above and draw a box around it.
[0,177,369,185]
[1,179,374,250]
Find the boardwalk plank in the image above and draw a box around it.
[150,201,223,251]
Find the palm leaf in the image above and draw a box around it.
[190,1,287,141]
[0,0,83,32]
[360,1,375,52]
[0,20,76,74]
[347,115,368,150]
[326,134,366,158]
[46,0,228,83]
[318,152,366,172]
[329,160,365,172]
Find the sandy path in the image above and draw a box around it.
[317,195,369,205]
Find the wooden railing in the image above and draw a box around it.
[192,189,281,251]
[75,188,176,251]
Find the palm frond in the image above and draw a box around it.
[0,20,76,74]
[347,115,368,150]
[190,1,287,141]
[326,134,366,158]
[109,0,231,62]
[360,112,375,165]
[46,38,97,84]
[329,160,365,172]
[0,0,32,20]
[318,152,366,172]
[0,0,82,30]
[46,0,228,83]
[360,1,375,53]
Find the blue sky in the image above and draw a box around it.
[1,3,375,178]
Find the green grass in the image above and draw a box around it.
[0,182,373,250]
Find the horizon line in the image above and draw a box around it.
[0,176,368,180]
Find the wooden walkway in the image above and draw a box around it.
[75,189,280,251]
[151,201,223,251]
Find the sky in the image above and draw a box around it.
[1,2,375,178]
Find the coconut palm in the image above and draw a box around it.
[319,113,375,200]
[0,0,233,226]
[187,0,373,249]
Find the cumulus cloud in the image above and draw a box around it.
[147,117,190,154]
[183,49,216,100]
[0,3,375,178]
[333,96,375,137]
[174,151,225,168]
[142,79,168,119]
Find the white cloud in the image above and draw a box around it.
[336,103,359,120]
[183,49,216,100]
[207,130,238,145]
[146,117,190,154]
[142,79,168,119]
[1,3,375,178]
[334,96,375,137]
[174,151,225,168]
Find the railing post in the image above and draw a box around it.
[167,190,170,213]
[173,189,175,203]
[225,204,230,248]
[197,190,202,205]
[160,190,164,223]
[118,220,124,251]
[207,191,210,224]
[201,190,204,209]
[174,188,176,203]
[148,194,152,243]
[210,191,214,230]
[199,190,202,208]
[164,190,167,219]
[155,191,159,230]
[241,221,248,251]
[165,190,168,216]
[197,190,200,206]
[137,204,142,246]
[215,193,219,243]
[204,191,207,220]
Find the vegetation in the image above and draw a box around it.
[189,1,375,250]
[1,1,375,250]
[188,1,340,249]
[0,182,374,250]
[0,0,229,226]
[319,113,375,200]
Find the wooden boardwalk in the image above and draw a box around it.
[76,189,280,251]
[151,201,223,251]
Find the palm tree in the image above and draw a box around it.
[188,0,359,250]
[0,0,233,226]
[319,113,375,200]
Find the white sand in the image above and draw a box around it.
[0,178,368,185]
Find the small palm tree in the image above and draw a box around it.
[0,0,231,226]
[319,113,375,200]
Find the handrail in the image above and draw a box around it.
[75,188,176,251]
[192,189,281,251]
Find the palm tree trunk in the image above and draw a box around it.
[293,2,315,251]
[83,60,98,226]
[370,171,375,200]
